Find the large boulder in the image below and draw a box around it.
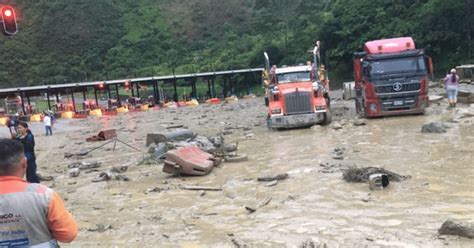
[421,122,448,133]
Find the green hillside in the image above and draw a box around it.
[0,0,472,88]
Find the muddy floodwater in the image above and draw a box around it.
[2,95,473,247]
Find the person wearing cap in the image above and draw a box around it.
[44,111,53,136]
[0,139,78,247]
[444,68,460,108]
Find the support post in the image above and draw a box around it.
[131,82,135,97]
[46,88,52,111]
[70,89,76,112]
[107,84,112,99]
[223,77,228,98]
[115,84,121,106]
[173,80,178,102]
[94,88,99,108]
[207,79,211,99]
[152,81,158,104]
[211,78,216,98]
[136,83,140,98]
[19,91,26,115]
[154,80,160,103]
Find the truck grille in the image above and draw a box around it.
[376,83,420,94]
[284,91,312,115]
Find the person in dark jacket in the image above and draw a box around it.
[12,121,40,183]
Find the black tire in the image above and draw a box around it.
[321,111,332,126]
[324,93,331,109]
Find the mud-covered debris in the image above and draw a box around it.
[36,172,53,181]
[343,167,409,183]
[223,143,238,153]
[225,154,248,163]
[68,168,80,178]
[180,185,222,191]
[438,219,474,239]
[227,233,250,248]
[92,172,129,182]
[266,180,278,187]
[332,122,343,130]
[64,150,89,158]
[257,173,288,182]
[68,161,101,170]
[110,165,128,173]
[88,224,113,233]
[300,239,327,248]
[421,122,448,133]
[353,119,367,126]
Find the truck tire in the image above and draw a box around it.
[324,93,331,108]
[321,111,332,126]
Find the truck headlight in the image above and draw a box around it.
[370,103,377,112]
[271,108,282,114]
[312,81,319,91]
[315,105,325,111]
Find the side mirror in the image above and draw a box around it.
[353,59,362,82]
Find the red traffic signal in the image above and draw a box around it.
[1,6,18,36]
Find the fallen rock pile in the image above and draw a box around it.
[438,219,474,239]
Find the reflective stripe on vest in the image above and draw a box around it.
[0,183,57,247]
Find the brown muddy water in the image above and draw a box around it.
[1,96,473,247]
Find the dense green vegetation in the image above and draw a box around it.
[0,0,472,88]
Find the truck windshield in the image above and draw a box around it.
[367,56,426,79]
[277,72,311,83]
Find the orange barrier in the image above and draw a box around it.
[61,111,75,119]
[186,99,199,106]
[140,104,149,111]
[206,98,221,105]
[29,114,43,122]
[89,109,102,117]
[0,117,9,126]
[117,106,129,113]
[177,101,187,107]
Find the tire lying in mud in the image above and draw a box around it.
[225,154,248,163]
[343,167,409,183]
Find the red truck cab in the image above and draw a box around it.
[353,37,433,117]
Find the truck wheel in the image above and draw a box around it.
[321,111,332,126]
[324,93,331,108]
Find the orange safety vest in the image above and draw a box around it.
[0,176,78,247]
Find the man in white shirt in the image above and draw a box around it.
[44,112,53,136]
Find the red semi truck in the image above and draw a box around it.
[353,37,433,117]
[263,42,331,129]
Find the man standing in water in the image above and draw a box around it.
[0,139,78,247]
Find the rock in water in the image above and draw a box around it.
[421,122,447,133]
[332,122,343,130]
[438,219,474,239]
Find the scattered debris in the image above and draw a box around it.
[36,172,53,181]
[110,165,128,173]
[245,197,272,214]
[68,168,81,178]
[163,146,217,176]
[180,185,222,191]
[343,167,409,183]
[438,219,474,239]
[86,129,117,142]
[332,122,343,130]
[146,129,194,146]
[300,239,327,248]
[257,173,288,182]
[88,224,113,233]
[266,180,278,187]
[92,172,129,182]
[225,154,248,163]
[67,161,101,170]
[353,119,367,126]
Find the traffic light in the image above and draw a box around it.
[1,6,18,36]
